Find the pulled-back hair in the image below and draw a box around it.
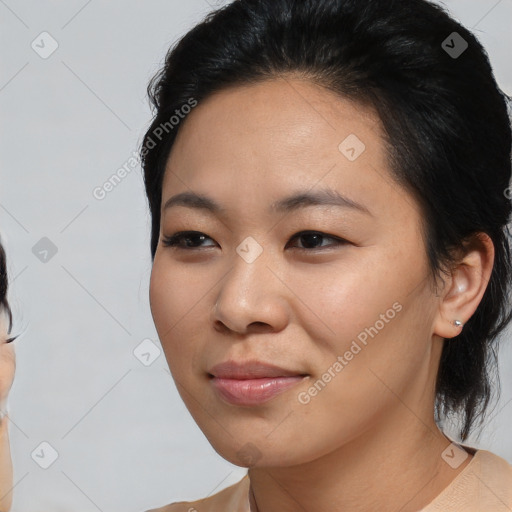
[141,0,512,441]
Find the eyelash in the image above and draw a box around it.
[161,230,348,252]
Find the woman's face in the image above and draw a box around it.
[0,316,15,409]
[149,78,444,467]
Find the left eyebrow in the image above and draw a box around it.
[162,188,372,217]
[270,188,373,216]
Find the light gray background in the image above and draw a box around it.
[1,0,511,510]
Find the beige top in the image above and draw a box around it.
[147,449,512,511]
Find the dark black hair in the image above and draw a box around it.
[0,240,16,344]
[141,0,512,441]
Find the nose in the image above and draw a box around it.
[211,248,290,335]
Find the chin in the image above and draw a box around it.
[203,430,306,469]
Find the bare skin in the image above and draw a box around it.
[0,317,14,511]
[149,77,494,511]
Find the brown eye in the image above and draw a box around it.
[286,231,348,251]
[162,231,216,249]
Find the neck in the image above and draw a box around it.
[248,408,472,512]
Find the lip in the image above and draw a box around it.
[208,360,309,406]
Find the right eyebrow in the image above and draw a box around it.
[163,192,226,215]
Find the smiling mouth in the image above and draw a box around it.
[209,375,309,406]
[207,359,309,406]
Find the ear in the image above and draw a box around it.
[433,232,495,339]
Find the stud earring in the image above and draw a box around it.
[453,320,463,328]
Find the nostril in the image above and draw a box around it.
[247,321,273,334]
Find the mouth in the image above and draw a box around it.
[208,360,309,406]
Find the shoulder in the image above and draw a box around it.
[145,473,250,512]
[424,448,512,511]
[475,449,512,487]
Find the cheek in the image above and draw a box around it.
[149,258,210,376]
[302,262,433,402]
[298,249,431,385]
[0,345,15,400]
[150,256,207,330]
[295,255,402,347]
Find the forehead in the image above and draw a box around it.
[167,78,382,173]
[161,78,418,224]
